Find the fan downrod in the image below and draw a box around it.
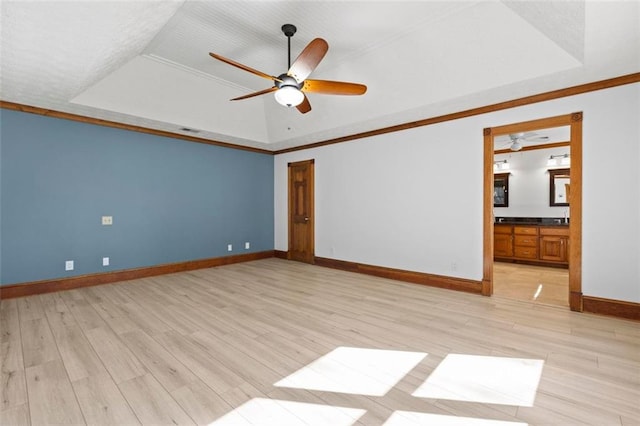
[281,24,297,70]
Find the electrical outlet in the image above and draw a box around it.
[101,216,113,225]
[65,260,74,271]
[227,244,233,252]
[245,242,250,250]
[102,257,109,266]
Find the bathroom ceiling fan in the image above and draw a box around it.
[501,132,549,151]
[208,24,367,114]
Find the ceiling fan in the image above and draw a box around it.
[502,132,549,151]
[208,24,367,114]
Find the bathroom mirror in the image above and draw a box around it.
[494,173,509,207]
[549,168,570,206]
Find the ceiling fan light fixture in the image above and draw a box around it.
[510,140,523,151]
[274,86,304,107]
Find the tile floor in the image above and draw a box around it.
[493,262,569,307]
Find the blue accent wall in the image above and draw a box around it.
[0,109,274,285]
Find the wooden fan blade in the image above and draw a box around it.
[230,87,277,101]
[302,79,367,95]
[296,94,311,114]
[287,38,328,83]
[209,52,281,83]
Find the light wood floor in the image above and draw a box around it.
[1,258,638,425]
[493,262,569,307]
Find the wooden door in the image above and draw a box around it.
[288,160,314,263]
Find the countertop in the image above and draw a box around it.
[495,217,569,226]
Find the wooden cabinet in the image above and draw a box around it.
[494,225,513,257]
[539,227,569,263]
[494,224,568,267]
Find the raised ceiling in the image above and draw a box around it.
[1,1,639,152]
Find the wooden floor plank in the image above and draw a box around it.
[118,374,195,425]
[153,330,246,394]
[72,374,140,425]
[16,296,45,323]
[120,329,197,393]
[1,299,21,344]
[1,366,27,412]
[52,325,108,382]
[170,380,233,425]
[0,403,31,426]
[58,290,108,332]
[25,359,85,425]
[1,299,27,412]
[20,318,59,368]
[84,326,147,384]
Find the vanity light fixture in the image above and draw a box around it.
[547,154,570,167]
[494,159,509,171]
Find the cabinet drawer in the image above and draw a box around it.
[514,235,537,247]
[514,246,538,259]
[514,226,537,235]
[494,225,512,234]
[539,226,569,236]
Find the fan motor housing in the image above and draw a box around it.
[275,74,302,90]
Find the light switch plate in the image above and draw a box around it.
[65,260,74,271]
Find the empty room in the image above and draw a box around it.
[1,1,639,425]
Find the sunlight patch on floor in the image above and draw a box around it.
[412,354,544,406]
[275,346,427,396]
[384,411,527,425]
[209,398,366,425]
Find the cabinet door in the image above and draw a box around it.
[539,236,567,262]
[494,233,513,257]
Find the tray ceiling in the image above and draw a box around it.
[1,1,639,151]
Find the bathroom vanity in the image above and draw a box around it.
[494,218,569,268]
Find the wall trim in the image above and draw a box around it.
[494,141,570,155]
[274,72,640,154]
[0,251,275,299]
[2,73,638,156]
[583,296,640,321]
[274,250,288,259]
[0,101,273,155]
[314,256,483,294]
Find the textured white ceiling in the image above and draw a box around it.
[1,1,639,151]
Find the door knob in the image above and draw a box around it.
[304,217,309,221]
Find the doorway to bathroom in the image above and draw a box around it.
[482,113,583,311]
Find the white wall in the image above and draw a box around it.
[274,83,640,303]
[494,146,571,218]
